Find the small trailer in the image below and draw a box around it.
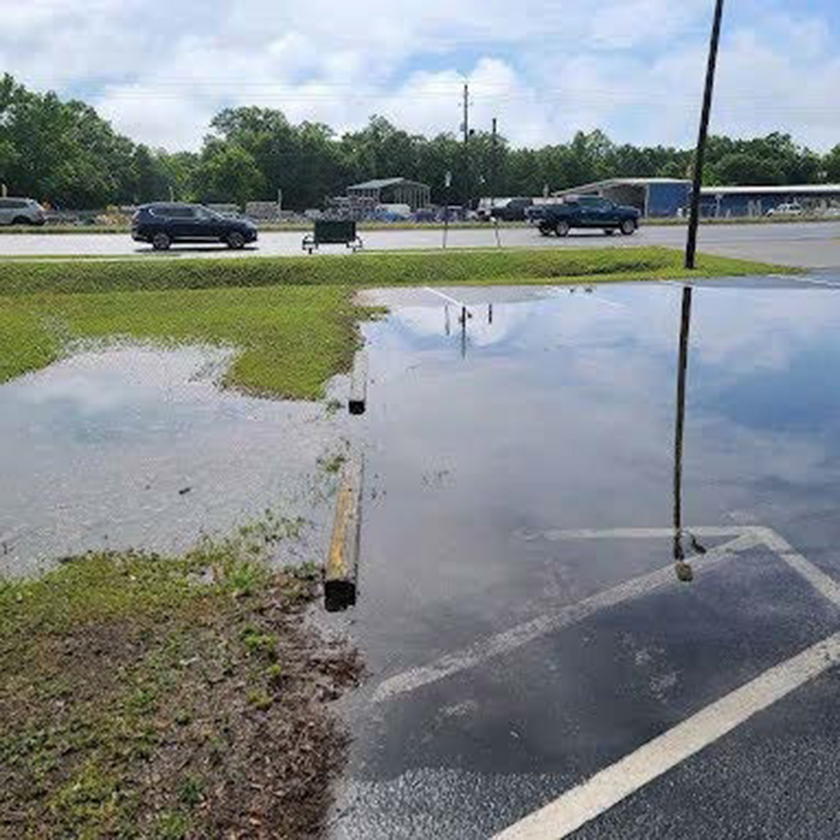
[302,219,364,254]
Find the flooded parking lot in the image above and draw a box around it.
[5,276,840,837]
[0,345,348,576]
[330,277,840,839]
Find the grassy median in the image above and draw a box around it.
[1,247,792,398]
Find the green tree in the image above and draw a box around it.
[824,145,840,182]
[712,153,785,186]
[194,141,265,207]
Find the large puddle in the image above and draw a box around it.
[331,278,840,839]
[0,345,349,575]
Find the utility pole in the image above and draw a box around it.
[686,0,725,270]
[462,84,470,147]
[462,83,470,209]
[491,117,502,248]
[491,117,497,211]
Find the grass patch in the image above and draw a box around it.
[0,246,790,296]
[0,247,793,398]
[0,518,361,840]
[0,285,377,399]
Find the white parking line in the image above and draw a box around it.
[423,287,471,310]
[784,275,840,289]
[585,293,626,309]
[493,630,840,840]
[753,526,840,608]
[372,531,757,704]
[525,525,748,541]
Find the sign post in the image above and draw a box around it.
[443,170,452,249]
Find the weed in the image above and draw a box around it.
[247,691,274,711]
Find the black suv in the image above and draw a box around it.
[131,204,258,250]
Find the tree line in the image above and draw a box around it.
[4,73,840,211]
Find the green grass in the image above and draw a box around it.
[0,516,360,839]
[0,246,789,296]
[0,247,793,398]
[0,284,374,399]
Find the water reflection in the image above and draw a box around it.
[0,346,348,575]
[673,287,696,583]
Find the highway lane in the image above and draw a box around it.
[2,222,840,266]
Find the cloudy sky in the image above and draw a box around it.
[2,0,838,152]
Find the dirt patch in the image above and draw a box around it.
[0,538,362,839]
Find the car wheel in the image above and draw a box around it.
[226,231,246,250]
[620,219,637,236]
[538,224,552,237]
[152,232,172,251]
[555,220,570,237]
[12,216,29,226]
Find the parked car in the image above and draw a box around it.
[528,196,640,236]
[0,197,46,226]
[131,203,258,250]
[766,202,803,217]
[478,198,534,222]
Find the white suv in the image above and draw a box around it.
[0,197,46,226]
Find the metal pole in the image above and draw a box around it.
[673,287,693,582]
[463,83,470,210]
[491,117,497,213]
[492,117,502,248]
[443,173,451,249]
[685,0,725,270]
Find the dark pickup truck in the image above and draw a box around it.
[527,196,640,236]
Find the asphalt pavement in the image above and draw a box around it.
[2,221,840,267]
[325,278,840,839]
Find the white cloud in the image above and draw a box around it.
[2,0,840,152]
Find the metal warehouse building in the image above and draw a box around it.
[552,178,691,218]
[552,177,840,218]
[346,178,431,211]
[697,184,840,217]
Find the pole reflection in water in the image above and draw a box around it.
[674,286,696,583]
[460,309,467,359]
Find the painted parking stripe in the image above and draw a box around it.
[372,532,757,704]
[493,630,840,840]
[784,275,840,289]
[423,287,471,310]
[525,525,748,541]
[754,526,840,608]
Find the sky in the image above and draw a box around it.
[2,0,839,152]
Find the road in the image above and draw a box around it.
[2,222,840,267]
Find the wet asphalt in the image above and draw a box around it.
[326,278,840,839]
[2,221,840,266]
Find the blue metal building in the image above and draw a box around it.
[697,184,840,217]
[552,178,691,218]
[553,178,840,218]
